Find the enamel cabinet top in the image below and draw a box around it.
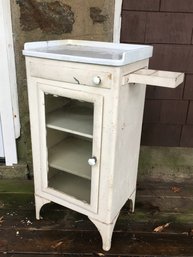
[23,39,153,66]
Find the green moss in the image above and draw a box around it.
[0,193,34,210]
[139,146,193,168]
[138,146,193,182]
[0,180,34,193]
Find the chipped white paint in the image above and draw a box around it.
[0,0,20,164]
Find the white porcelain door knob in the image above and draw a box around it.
[92,76,101,85]
[88,157,97,166]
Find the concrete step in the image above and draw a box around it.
[136,181,193,213]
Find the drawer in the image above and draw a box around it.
[29,61,112,89]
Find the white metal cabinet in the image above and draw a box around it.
[23,40,184,251]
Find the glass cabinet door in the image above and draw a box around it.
[38,83,103,213]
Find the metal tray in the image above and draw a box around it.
[23,39,153,66]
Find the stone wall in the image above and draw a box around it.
[10,0,115,167]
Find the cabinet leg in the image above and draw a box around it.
[35,195,50,220]
[88,213,119,251]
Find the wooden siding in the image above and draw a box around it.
[121,0,193,147]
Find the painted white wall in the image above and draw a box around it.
[113,0,123,43]
[0,0,20,165]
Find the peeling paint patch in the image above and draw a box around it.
[16,0,75,34]
[90,7,107,24]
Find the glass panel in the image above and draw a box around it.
[48,168,91,203]
[45,94,94,204]
[46,95,94,138]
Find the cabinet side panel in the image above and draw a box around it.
[110,81,147,219]
[25,58,43,194]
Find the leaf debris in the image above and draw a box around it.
[51,241,63,249]
[0,216,3,225]
[153,223,170,232]
[171,186,181,193]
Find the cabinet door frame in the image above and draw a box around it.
[37,82,103,214]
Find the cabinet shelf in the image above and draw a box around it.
[48,137,92,180]
[48,169,91,203]
[46,103,93,138]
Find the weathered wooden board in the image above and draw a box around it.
[1,229,193,256]
[1,180,193,256]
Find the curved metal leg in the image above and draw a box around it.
[35,195,50,220]
[89,213,119,251]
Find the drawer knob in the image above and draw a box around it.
[88,157,97,166]
[92,76,101,85]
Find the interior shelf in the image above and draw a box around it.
[46,103,93,138]
[48,137,92,180]
[48,169,91,203]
